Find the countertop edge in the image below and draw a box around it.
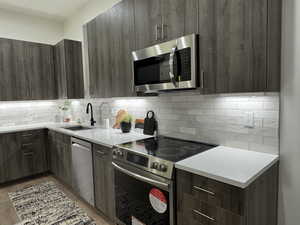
[0,123,149,148]
[175,153,279,189]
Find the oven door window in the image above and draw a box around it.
[115,169,169,225]
[134,48,191,86]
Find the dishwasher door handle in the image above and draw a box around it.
[72,143,91,152]
[112,162,169,189]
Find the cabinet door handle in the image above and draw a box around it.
[193,209,215,222]
[162,23,167,40]
[200,70,205,89]
[155,24,161,41]
[193,185,215,196]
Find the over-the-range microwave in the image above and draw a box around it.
[132,34,197,93]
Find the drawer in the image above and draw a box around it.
[19,129,45,143]
[93,144,111,157]
[177,170,244,216]
[49,131,71,144]
[178,191,242,225]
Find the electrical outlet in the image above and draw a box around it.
[244,112,255,128]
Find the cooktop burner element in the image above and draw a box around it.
[115,136,216,179]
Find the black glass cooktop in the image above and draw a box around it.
[118,136,216,162]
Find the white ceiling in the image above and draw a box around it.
[0,0,91,21]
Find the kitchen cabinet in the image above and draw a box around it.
[0,38,57,101]
[86,0,135,98]
[176,162,279,225]
[54,39,84,99]
[0,130,47,184]
[93,144,114,220]
[134,0,198,49]
[199,0,282,94]
[48,131,72,187]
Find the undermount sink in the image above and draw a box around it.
[62,126,92,131]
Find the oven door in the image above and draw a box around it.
[112,161,174,225]
[132,34,197,93]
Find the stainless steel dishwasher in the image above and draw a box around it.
[71,137,95,206]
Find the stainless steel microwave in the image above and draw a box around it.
[132,34,197,93]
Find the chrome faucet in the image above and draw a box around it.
[86,103,96,126]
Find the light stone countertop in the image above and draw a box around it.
[175,146,279,189]
[0,122,153,148]
[0,123,278,188]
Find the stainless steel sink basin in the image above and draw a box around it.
[62,126,92,131]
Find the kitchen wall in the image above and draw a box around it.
[0,92,279,155]
[278,0,300,224]
[0,8,63,45]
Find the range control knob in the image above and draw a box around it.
[151,162,159,169]
[117,150,124,157]
[159,164,168,172]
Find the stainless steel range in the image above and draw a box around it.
[112,136,216,225]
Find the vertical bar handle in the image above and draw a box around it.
[200,70,205,89]
[162,23,167,40]
[155,24,161,41]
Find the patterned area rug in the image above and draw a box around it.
[8,181,96,225]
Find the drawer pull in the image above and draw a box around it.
[22,143,33,147]
[193,186,215,196]
[193,209,215,222]
[23,152,34,157]
[22,134,33,137]
[96,150,106,155]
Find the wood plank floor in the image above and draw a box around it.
[0,175,111,225]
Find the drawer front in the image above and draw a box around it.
[178,192,243,225]
[177,170,244,216]
[93,144,110,157]
[19,130,45,143]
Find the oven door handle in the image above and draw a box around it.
[112,162,169,189]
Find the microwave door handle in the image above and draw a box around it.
[169,46,177,87]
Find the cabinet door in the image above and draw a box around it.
[39,44,57,99]
[87,12,112,98]
[109,0,135,97]
[55,40,84,99]
[93,145,114,220]
[0,135,7,183]
[48,131,72,186]
[0,39,16,101]
[2,133,23,182]
[12,40,30,100]
[210,0,268,93]
[49,131,59,176]
[161,0,198,42]
[64,40,84,99]
[134,0,161,49]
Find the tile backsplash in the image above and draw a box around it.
[0,91,279,154]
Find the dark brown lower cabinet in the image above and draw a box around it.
[176,162,279,225]
[0,130,47,184]
[93,144,114,221]
[48,131,72,187]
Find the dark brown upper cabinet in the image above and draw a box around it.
[0,38,57,101]
[86,0,135,98]
[199,0,282,94]
[54,39,84,99]
[134,0,198,50]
